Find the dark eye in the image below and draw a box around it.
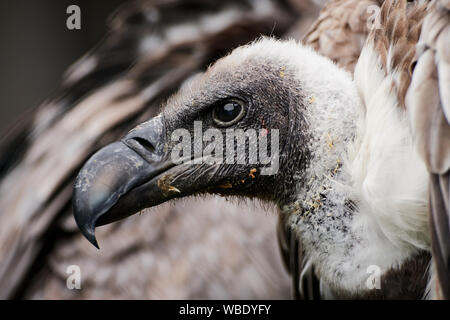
[212,99,246,127]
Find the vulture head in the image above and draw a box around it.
[73,38,348,248]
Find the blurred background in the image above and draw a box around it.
[0,0,122,132]
[0,0,321,299]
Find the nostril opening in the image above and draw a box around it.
[131,137,156,154]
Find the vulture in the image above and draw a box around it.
[72,0,450,300]
[0,0,447,300]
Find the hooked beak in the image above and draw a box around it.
[73,116,177,248]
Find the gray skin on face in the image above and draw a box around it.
[73,53,311,247]
[163,56,310,201]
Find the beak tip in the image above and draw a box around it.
[93,241,100,250]
[87,233,100,250]
[73,213,100,249]
[81,222,100,249]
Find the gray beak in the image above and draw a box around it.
[72,116,173,248]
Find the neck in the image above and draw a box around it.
[278,44,427,296]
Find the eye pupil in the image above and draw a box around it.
[213,100,245,127]
[221,102,240,121]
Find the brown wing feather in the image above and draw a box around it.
[303,0,384,73]
[406,0,450,299]
[368,0,428,108]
